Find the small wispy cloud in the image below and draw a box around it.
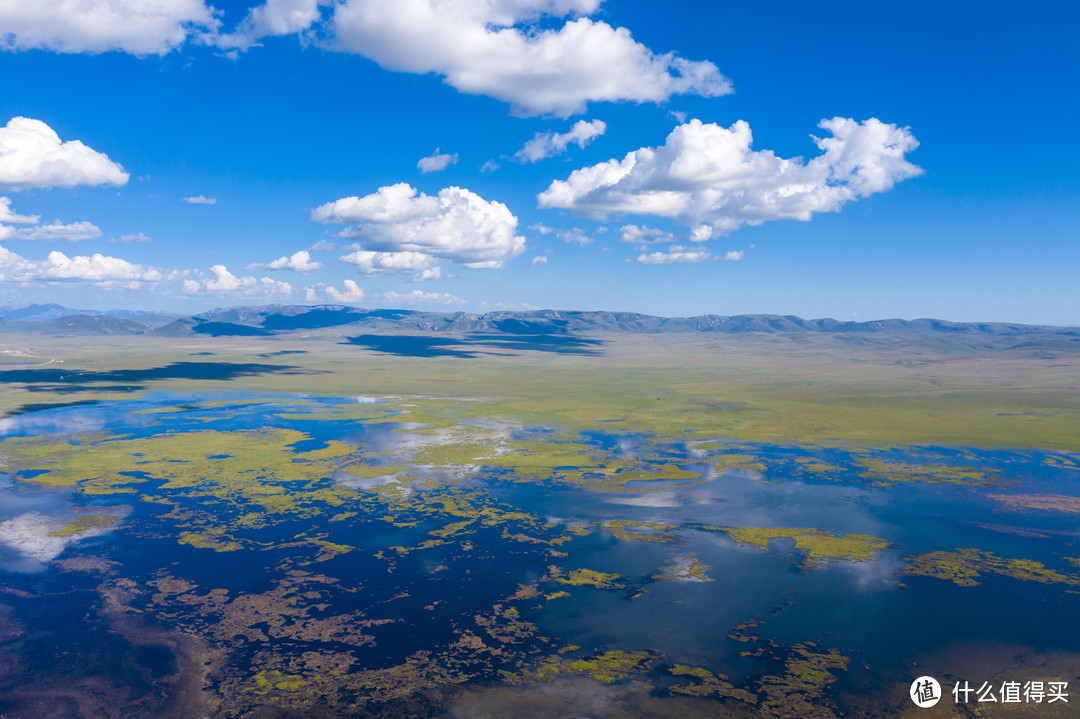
[515,119,607,162]
[417,148,459,173]
[633,245,713,264]
[113,232,152,244]
[183,195,217,205]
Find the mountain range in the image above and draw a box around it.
[1,303,1077,339]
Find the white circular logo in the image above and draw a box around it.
[910,676,942,708]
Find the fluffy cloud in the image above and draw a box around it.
[515,119,606,162]
[633,245,712,265]
[557,227,592,245]
[324,279,365,304]
[417,148,459,173]
[0,0,219,55]
[723,249,744,261]
[198,264,292,295]
[313,183,525,279]
[0,117,129,190]
[338,249,439,277]
[619,224,675,244]
[0,196,38,224]
[0,196,104,243]
[308,239,335,251]
[539,118,922,233]
[383,289,463,305]
[0,245,161,283]
[183,195,217,205]
[530,255,548,267]
[327,0,731,116]
[216,0,322,51]
[9,220,102,242]
[246,249,323,273]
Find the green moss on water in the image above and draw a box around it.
[47,513,121,537]
[654,554,711,582]
[523,650,654,684]
[853,456,995,486]
[719,527,888,566]
[549,567,626,589]
[601,520,679,543]
[668,664,758,703]
[178,530,242,552]
[708,453,767,472]
[901,548,1080,587]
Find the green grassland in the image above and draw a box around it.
[1,330,1078,450]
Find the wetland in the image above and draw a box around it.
[0,330,1078,717]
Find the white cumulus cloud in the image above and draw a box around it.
[0,0,219,55]
[246,249,323,273]
[324,279,365,304]
[417,148,459,173]
[183,195,217,205]
[197,264,292,296]
[619,224,675,244]
[326,0,731,117]
[0,117,129,190]
[557,227,592,245]
[0,244,161,284]
[383,289,463,305]
[313,183,525,279]
[0,196,38,224]
[539,117,922,234]
[724,249,744,261]
[216,0,322,51]
[9,220,102,242]
[515,119,606,162]
[530,255,548,267]
[633,245,713,265]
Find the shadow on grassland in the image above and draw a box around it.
[0,361,324,395]
[343,333,606,358]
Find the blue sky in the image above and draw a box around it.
[0,0,1077,323]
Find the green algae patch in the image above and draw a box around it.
[759,643,849,718]
[548,567,626,590]
[410,442,498,467]
[654,554,711,582]
[853,456,995,486]
[178,530,242,552]
[708,453,767,473]
[3,427,358,496]
[901,548,1080,587]
[601,519,679,543]
[522,650,654,684]
[47,513,122,537]
[668,664,757,703]
[721,527,888,566]
[489,440,596,474]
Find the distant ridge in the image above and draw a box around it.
[165,305,1080,338]
[3,304,1078,338]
